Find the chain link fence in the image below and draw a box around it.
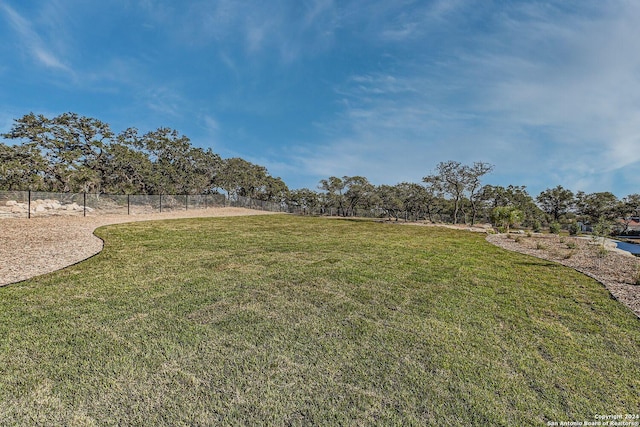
[0,191,278,219]
[0,190,438,221]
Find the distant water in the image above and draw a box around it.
[614,240,640,255]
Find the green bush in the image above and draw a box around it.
[549,222,561,234]
[532,220,542,233]
[568,222,580,236]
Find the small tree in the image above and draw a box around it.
[592,216,613,245]
[591,217,613,268]
[491,206,523,233]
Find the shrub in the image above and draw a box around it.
[566,242,578,250]
[532,220,542,233]
[633,266,640,286]
[595,246,608,259]
[568,222,580,236]
[549,222,561,234]
[536,242,547,250]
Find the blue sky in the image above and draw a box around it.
[1,0,639,197]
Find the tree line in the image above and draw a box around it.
[0,112,287,203]
[2,112,638,233]
[290,164,639,234]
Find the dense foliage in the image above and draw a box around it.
[2,112,638,231]
[0,113,285,203]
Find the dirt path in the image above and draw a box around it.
[0,208,280,286]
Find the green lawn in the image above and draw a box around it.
[0,215,638,426]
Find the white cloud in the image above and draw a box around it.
[144,87,184,118]
[287,0,640,195]
[143,0,340,64]
[202,115,220,132]
[0,2,72,73]
[469,1,640,173]
[378,0,465,41]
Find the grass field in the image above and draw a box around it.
[0,215,638,426]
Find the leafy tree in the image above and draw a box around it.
[619,194,640,233]
[536,185,575,223]
[423,160,493,224]
[133,127,199,194]
[288,188,320,214]
[375,184,404,220]
[2,112,113,192]
[418,180,446,222]
[101,142,153,194]
[575,191,619,224]
[318,176,346,216]
[466,162,494,225]
[217,157,269,202]
[0,111,276,199]
[255,176,289,204]
[390,182,443,222]
[343,176,375,217]
[423,161,466,224]
[187,147,223,195]
[0,142,46,190]
[481,184,544,227]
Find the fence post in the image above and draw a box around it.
[204,194,208,209]
[28,190,31,219]
[127,194,130,215]
[83,192,87,217]
[185,194,188,211]
[159,194,162,213]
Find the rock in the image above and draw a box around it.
[5,200,17,206]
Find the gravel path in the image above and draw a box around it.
[486,233,640,318]
[0,208,279,286]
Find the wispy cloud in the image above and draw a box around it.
[141,0,340,64]
[0,2,71,72]
[467,1,640,180]
[377,0,466,41]
[144,86,185,118]
[290,0,640,195]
